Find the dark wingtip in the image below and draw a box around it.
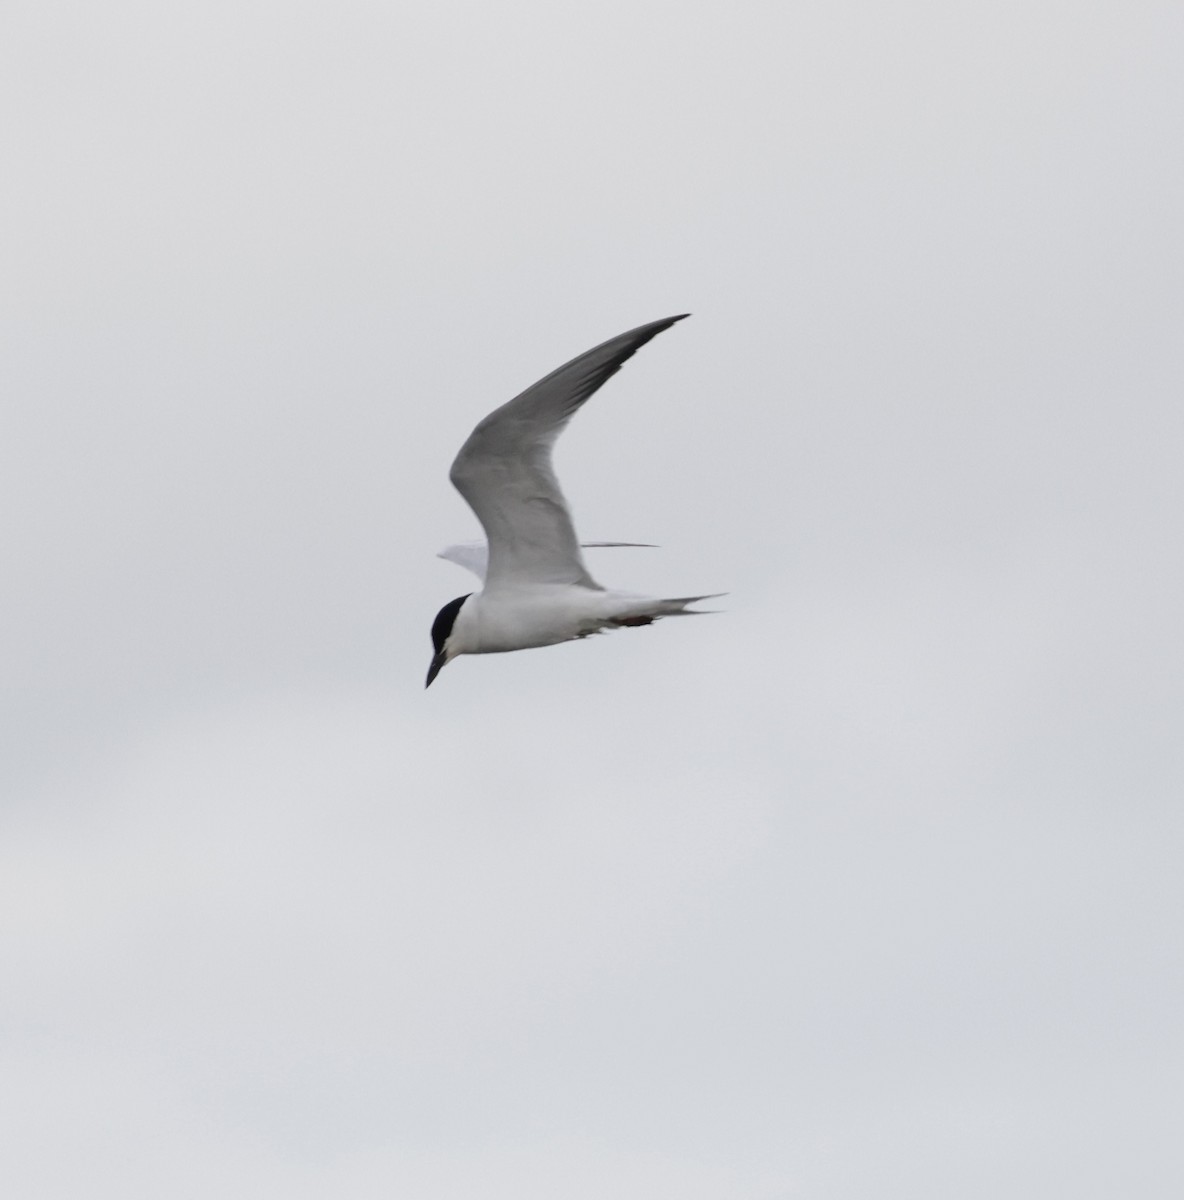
[616,313,690,357]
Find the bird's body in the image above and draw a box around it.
[446,583,708,656]
[426,314,719,686]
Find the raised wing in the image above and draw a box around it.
[448,315,688,591]
[438,540,657,582]
[436,542,492,579]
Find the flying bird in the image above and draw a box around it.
[426,314,720,687]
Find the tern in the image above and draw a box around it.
[426,314,720,687]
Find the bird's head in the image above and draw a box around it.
[425,593,472,688]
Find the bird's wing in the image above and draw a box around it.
[437,540,657,581]
[436,542,491,579]
[448,315,688,591]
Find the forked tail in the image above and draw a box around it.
[653,593,727,616]
[607,594,727,629]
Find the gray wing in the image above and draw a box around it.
[438,540,657,582]
[449,315,688,591]
[436,542,493,579]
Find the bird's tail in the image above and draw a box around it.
[606,594,727,629]
[655,593,727,615]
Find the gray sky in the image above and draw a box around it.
[3,2,1183,1196]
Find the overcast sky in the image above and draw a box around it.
[3,2,1183,1197]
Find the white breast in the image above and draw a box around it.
[455,587,649,654]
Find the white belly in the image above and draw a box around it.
[459,586,648,654]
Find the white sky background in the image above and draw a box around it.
[3,1,1183,1196]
